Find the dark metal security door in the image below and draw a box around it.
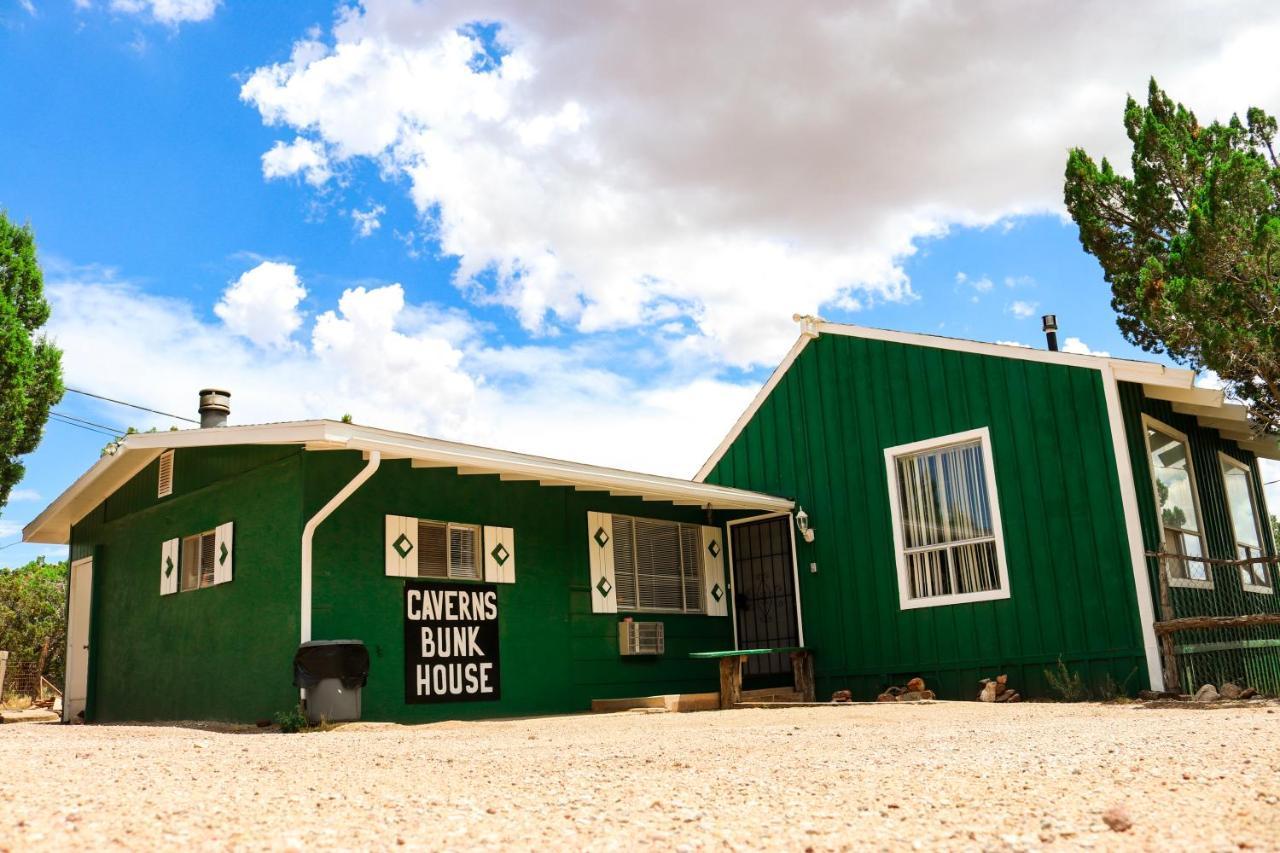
[731,515,800,677]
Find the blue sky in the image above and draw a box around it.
[2,0,1278,564]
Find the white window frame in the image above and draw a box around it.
[611,514,706,615]
[1143,415,1213,590]
[885,426,1011,610]
[416,518,483,581]
[1219,452,1273,595]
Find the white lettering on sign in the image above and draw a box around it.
[404,580,501,704]
[419,625,482,658]
[414,663,496,698]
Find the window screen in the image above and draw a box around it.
[1146,423,1208,583]
[612,515,703,613]
[1221,456,1270,590]
[894,438,1001,601]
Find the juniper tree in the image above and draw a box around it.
[0,212,63,510]
[1065,80,1280,437]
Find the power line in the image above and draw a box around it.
[64,387,199,424]
[48,413,119,439]
[51,410,125,435]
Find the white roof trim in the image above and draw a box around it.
[694,320,1255,481]
[25,420,793,545]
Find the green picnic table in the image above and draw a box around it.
[689,647,815,708]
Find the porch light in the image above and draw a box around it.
[795,507,815,543]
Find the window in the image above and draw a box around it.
[416,520,481,580]
[180,530,217,592]
[885,427,1009,609]
[1144,417,1210,587]
[1220,453,1272,593]
[157,450,174,498]
[612,515,704,613]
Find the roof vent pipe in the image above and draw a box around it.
[198,389,231,428]
[1042,314,1059,352]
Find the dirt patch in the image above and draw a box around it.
[1,703,1277,850]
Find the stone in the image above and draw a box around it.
[830,690,852,703]
[898,691,926,702]
[1101,806,1132,832]
[906,677,925,693]
[996,674,1008,686]
[1239,687,1258,700]
[875,693,896,702]
[979,681,1000,702]
[1219,682,1242,700]
[1193,684,1219,703]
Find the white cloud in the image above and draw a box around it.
[44,264,755,477]
[8,489,41,502]
[956,272,993,302]
[1007,300,1039,319]
[1004,275,1036,289]
[19,0,35,16]
[995,340,1032,349]
[261,137,332,187]
[1059,337,1110,357]
[351,204,385,238]
[214,261,307,350]
[107,0,219,24]
[238,1,1280,370]
[1194,369,1225,390]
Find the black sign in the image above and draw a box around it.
[404,581,501,704]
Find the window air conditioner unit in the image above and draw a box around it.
[619,621,665,656]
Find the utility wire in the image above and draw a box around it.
[48,413,120,438]
[64,387,199,424]
[50,410,125,435]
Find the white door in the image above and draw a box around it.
[64,557,93,722]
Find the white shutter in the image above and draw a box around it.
[160,537,179,596]
[587,511,617,614]
[483,526,516,584]
[385,515,416,577]
[213,522,234,585]
[701,525,728,616]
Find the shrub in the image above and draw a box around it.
[1044,656,1087,701]
[273,706,308,733]
[1,693,33,711]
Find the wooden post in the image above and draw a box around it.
[718,655,743,709]
[790,650,815,702]
[1156,556,1180,693]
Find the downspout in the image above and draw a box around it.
[301,450,381,644]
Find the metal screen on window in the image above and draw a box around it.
[896,439,1000,600]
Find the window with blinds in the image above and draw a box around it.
[180,530,217,592]
[888,430,1008,608]
[417,520,481,580]
[612,515,704,613]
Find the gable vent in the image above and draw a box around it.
[157,450,174,498]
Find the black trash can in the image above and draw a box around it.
[293,640,370,724]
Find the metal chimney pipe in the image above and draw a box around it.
[1042,314,1059,352]
[198,389,231,428]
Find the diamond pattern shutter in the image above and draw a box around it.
[160,537,179,596]
[483,526,516,584]
[213,522,234,585]
[587,511,617,614]
[701,525,727,616]
[385,515,416,577]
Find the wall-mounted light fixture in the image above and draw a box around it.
[794,507,815,543]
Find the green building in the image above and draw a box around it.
[26,320,1279,722]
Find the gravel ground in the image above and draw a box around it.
[2,702,1279,851]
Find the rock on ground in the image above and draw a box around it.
[1,702,1278,851]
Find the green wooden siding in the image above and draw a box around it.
[704,334,1150,699]
[1119,382,1280,691]
[306,452,733,723]
[70,446,736,723]
[71,447,306,722]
